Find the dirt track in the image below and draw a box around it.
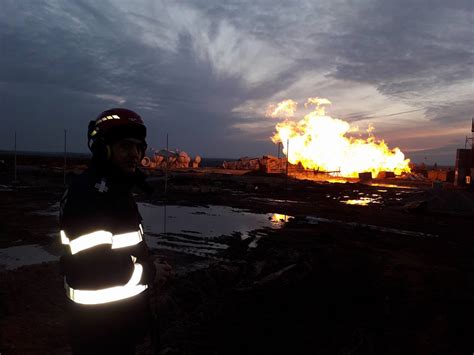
[1,166,473,354]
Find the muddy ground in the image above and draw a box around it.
[1,165,473,354]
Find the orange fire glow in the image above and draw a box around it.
[265,99,298,118]
[267,98,411,178]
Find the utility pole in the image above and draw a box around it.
[465,118,474,148]
[163,204,167,235]
[277,142,281,159]
[285,139,290,177]
[63,129,67,186]
[13,131,17,182]
[164,133,168,195]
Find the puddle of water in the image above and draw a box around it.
[138,203,291,256]
[2,203,292,270]
[139,203,287,238]
[0,244,58,270]
[270,213,292,224]
[341,197,382,206]
[304,216,438,238]
[249,197,301,204]
[366,183,419,189]
[341,193,383,206]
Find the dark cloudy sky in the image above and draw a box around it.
[1,0,472,164]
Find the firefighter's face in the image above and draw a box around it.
[110,139,141,174]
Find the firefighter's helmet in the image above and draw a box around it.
[88,108,147,160]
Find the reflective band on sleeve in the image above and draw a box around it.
[69,231,113,255]
[111,231,142,249]
[61,228,143,254]
[65,263,148,305]
[60,230,70,245]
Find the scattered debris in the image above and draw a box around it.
[142,150,201,169]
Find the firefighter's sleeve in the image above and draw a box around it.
[59,183,119,287]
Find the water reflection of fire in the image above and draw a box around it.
[266,98,411,178]
[270,213,292,225]
[341,196,382,206]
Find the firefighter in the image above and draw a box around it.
[60,108,157,354]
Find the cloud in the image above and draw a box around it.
[405,143,462,165]
[0,0,472,161]
[94,94,126,105]
[322,0,474,125]
[425,99,474,125]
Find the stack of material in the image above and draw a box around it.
[191,156,201,168]
[223,155,292,172]
[376,171,396,179]
[222,155,304,173]
[405,173,429,181]
[222,157,261,170]
[358,172,373,181]
[428,170,455,182]
[141,150,201,169]
[258,155,288,173]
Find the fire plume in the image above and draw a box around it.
[268,98,411,178]
[265,99,298,118]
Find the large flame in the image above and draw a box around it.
[267,98,411,178]
[265,99,298,118]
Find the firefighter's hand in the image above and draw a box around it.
[153,259,172,286]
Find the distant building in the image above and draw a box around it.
[454,118,474,187]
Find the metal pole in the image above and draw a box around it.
[471,117,474,147]
[64,129,67,186]
[163,204,167,234]
[285,139,289,177]
[14,131,17,182]
[164,133,168,195]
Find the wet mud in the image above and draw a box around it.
[1,167,473,354]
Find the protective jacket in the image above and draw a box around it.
[60,161,155,305]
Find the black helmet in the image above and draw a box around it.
[88,108,147,160]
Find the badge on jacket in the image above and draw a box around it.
[94,179,109,193]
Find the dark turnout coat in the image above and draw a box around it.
[60,161,155,352]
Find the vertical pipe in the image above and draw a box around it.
[471,118,474,181]
[14,131,17,182]
[163,204,167,234]
[164,133,168,195]
[164,134,169,233]
[64,129,67,186]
